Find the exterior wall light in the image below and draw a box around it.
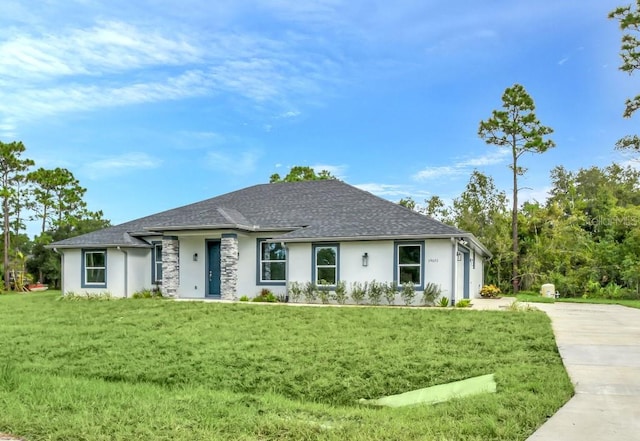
[457,252,462,261]
[362,252,369,267]
[193,253,198,262]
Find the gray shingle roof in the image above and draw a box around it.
[51,180,482,251]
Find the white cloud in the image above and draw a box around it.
[413,165,461,181]
[355,183,431,199]
[206,150,261,175]
[519,186,552,205]
[280,110,301,118]
[0,18,343,136]
[413,150,509,181]
[83,152,162,178]
[0,119,17,139]
[0,21,201,79]
[311,163,347,178]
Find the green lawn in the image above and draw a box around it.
[516,292,640,309]
[0,292,572,440]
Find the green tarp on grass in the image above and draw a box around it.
[359,373,496,408]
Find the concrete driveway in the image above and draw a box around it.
[526,302,640,441]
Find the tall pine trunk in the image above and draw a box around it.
[4,195,10,291]
[511,153,519,294]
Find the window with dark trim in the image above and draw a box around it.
[82,249,106,287]
[313,244,339,285]
[396,243,422,286]
[258,240,286,284]
[153,242,163,283]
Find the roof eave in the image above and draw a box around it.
[272,233,464,243]
[143,224,303,233]
[271,233,492,258]
[46,243,153,250]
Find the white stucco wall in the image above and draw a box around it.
[60,234,488,302]
[176,235,206,298]
[336,241,395,284]
[424,239,455,303]
[286,242,312,283]
[61,248,139,297]
[61,249,81,293]
[126,248,153,295]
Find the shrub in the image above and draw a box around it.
[350,281,367,305]
[275,294,288,303]
[303,282,317,303]
[239,295,249,302]
[400,282,416,306]
[383,282,396,305]
[288,281,303,303]
[132,288,163,299]
[251,291,278,302]
[368,280,383,306]
[334,280,348,305]
[602,283,623,300]
[59,291,114,301]
[455,299,471,308]
[437,297,449,307]
[421,282,441,306]
[480,284,501,298]
[317,279,333,304]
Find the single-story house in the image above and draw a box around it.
[49,180,491,304]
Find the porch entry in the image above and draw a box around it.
[206,240,222,298]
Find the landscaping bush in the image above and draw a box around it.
[131,288,163,299]
[303,281,317,303]
[400,282,416,305]
[480,284,501,298]
[333,280,348,305]
[368,280,383,305]
[350,281,367,305]
[383,282,396,305]
[252,289,278,303]
[317,280,333,304]
[288,281,303,303]
[421,282,441,306]
[60,291,114,301]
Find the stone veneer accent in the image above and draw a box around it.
[220,233,238,300]
[161,236,180,298]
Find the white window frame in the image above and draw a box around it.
[258,240,287,285]
[83,249,106,287]
[153,242,163,283]
[313,244,339,286]
[396,243,423,287]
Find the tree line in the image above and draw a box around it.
[402,163,640,298]
[0,141,110,290]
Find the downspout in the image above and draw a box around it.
[282,243,290,302]
[53,248,64,294]
[450,238,457,305]
[117,246,129,298]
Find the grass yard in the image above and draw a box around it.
[517,292,640,309]
[0,292,572,440]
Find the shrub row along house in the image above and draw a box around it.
[50,180,490,304]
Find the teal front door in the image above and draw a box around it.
[207,241,221,298]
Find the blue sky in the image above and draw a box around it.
[1,0,638,236]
